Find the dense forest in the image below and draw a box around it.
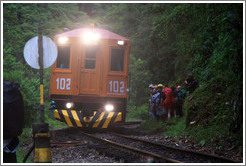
[3,3,243,147]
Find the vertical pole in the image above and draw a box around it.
[32,23,52,163]
[38,25,44,123]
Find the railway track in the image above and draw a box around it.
[80,130,181,163]
[105,132,239,163]
[50,127,239,163]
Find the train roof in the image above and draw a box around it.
[54,28,128,41]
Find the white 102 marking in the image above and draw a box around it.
[120,81,124,93]
[56,78,71,90]
[109,81,124,93]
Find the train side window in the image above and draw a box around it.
[56,46,70,69]
[110,48,125,71]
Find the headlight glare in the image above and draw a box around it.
[105,104,114,112]
[66,102,73,109]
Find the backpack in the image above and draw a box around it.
[3,82,24,139]
[180,89,187,98]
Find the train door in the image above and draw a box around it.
[79,46,100,95]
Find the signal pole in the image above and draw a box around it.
[38,24,45,123]
[32,24,52,163]
[23,17,57,163]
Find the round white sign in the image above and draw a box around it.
[23,36,58,69]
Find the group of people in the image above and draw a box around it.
[148,75,198,121]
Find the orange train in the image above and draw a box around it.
[49,27,130,128]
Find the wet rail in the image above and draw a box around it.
[79,130,181,163]
[104,132,239,163]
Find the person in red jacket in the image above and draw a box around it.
[162,84,175,119]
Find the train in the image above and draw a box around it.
[49,25,130,128]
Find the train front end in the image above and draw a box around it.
[49,27,130,128]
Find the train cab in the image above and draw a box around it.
[49,26,130,128]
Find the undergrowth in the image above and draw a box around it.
[16,128,32,163]
[182,75,242,147]
[164,117,186,136]
[126,104,149,121]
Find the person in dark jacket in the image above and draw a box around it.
[150,85,160,120]
[3,82,24,163]
[176,86,186,117]
[185,75,199,94]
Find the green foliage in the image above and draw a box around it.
[164,117,186,136]
[183,75,243,146]
[126,104,149,121]
[18,128,32,145]
[128,56,153,106]
[17,147,32,163]
[183,76,232,128]
[45,112,67,129]
[16,127,32,163]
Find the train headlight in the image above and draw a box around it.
[105,104,114,112]
[58,36,69,44]
[82,32,100,44]
[66,102,73,109]
[117,40,124,45]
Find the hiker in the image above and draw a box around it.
[148,84,154,118]
[171,86,178,118]
[156,84,167,121]
[162,84,175,119]
[185,74,199,94]
[150,85,160,120]
[176,86,186,117]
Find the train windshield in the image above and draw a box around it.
[56,46,70,69]
[110,48,125,71]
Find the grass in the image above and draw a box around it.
[16,127,32,163]
[127,104,186,135]
[164,117,186,136]
[45,116,67,130]
[16,147,32,163]
[126,104,149,121]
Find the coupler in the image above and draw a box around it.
[32,123,51,163]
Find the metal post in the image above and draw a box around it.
[31,24,52,163]
[38,25,44,123]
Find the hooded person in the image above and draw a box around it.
[185,75,199,94]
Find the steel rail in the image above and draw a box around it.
[110,132,239,163]
[80,131,182,163]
